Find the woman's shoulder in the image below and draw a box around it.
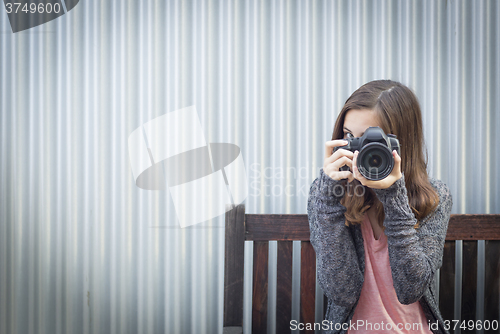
[427,177,452,203]
[421,177,453,226]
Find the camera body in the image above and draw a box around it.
[333,126,400,181]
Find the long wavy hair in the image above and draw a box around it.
[332,80,439,227]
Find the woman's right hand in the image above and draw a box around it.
[323,140,355,182]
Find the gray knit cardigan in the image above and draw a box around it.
[307,168,453,334]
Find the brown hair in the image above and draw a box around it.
[332,80,439,227]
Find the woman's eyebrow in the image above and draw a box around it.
[343,126,352,133]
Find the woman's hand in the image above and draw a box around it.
[323,140,355,182]
[352,149,402,189]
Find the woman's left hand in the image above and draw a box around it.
[351,150,402,189]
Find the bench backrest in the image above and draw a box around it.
[223,204,500,333]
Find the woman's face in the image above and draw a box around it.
[343,109,382,139]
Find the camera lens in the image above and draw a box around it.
[357,143,394,181]
[367,153,383,168]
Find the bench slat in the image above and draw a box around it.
[246,214,310,241]
[484,240,500,324]
[461,241,478,323]
[300,242,316,334]
[224,205,246,327]
[439,241,456,321]
[252,241,269,333]
[276,241,293,333]
[446,215,500,240]
[245,214,500,241]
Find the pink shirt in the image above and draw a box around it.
[348,214,432,333]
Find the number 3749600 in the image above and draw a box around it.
[5,2,62,14]
[443,320,498,331]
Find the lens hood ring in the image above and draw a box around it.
[357,142,394,181]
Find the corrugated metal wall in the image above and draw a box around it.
[1,1,499,334]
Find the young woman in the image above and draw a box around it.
[307,80,452,334]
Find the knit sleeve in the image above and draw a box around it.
[307,168,364,308]
[372,174,453,305]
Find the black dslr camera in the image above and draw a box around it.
[333,126,400,181]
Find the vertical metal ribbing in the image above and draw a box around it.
[0,1,499,334]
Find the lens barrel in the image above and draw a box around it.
[357,143,394,181]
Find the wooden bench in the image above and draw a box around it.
[223,204,500,333]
